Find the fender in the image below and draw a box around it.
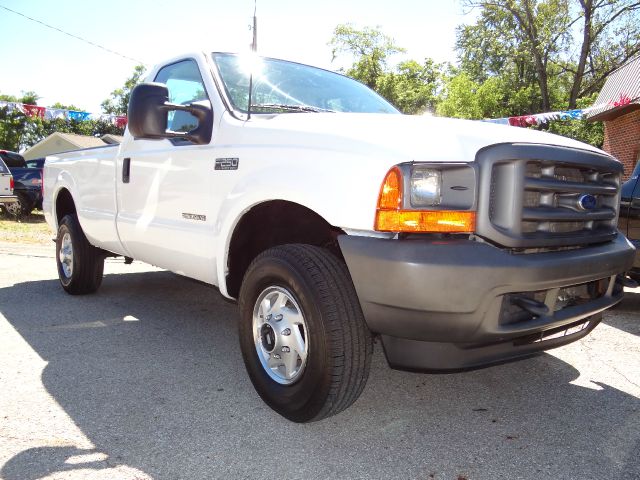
[212,156,390,298]
[49,171,78,230]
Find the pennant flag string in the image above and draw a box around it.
[482,106,598,127]
[0,100,127,127]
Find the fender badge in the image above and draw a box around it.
[182,213,206,221]
[215,158,239,170]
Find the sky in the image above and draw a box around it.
[0,0,476,113]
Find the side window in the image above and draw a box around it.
[154,59,209,133]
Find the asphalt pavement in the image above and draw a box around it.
[0,241,639,480]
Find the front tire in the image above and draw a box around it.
[238,244,372,422]
[56,214,105,294]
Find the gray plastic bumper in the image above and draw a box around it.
[338,234,636,370]
[0,195,17,205]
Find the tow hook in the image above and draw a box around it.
[511,295,550,317]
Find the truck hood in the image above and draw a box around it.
[243,113,606,163]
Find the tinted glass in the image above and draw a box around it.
[0,151,26,168]
[212,53,399,114]
[26,159,45,169]
[0,158,8,174]
[154,59,209,133]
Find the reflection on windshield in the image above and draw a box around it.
[212,53,399,115]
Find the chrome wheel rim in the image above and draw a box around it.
[252,286,309,385]
[5,201,20,217]
[59,232,73,278]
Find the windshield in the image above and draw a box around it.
[212,53,399,115]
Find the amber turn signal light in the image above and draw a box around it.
[377,166,402,209]
[375,209,476,233]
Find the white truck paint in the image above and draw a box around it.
[43,51,635,422]
[43,78,600,290]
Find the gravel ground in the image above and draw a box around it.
[0,241,638,480]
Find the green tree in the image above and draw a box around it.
[329,24,405,89]
[376,59,441,114]
[546,94,604,147]
[458,1,571,112]
[0,92,41,151]
[563,0,640,107]
[101,64,146,115]
[436,72,484,119]
[460,0,640,110]
[329,24,441,114]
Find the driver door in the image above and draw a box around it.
[116,58,217,284]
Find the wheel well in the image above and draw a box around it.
[55,188,76,226]
[226,200,344,298]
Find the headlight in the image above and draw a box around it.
[410,167,441,207]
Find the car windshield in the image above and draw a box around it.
[212,53,399,115]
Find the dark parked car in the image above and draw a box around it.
[619,159,640,280]
[0,150,43,216]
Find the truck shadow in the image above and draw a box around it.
[604,289,640,336]
[1,268,639,479]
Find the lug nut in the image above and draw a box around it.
[265,314,272,321]
[273,354,281,359]
[274,314,283,321]
[282,346,290,353]
[281,328,291,336]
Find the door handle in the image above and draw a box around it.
[122,158,131,183]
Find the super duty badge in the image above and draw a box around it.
[215,158,239,170]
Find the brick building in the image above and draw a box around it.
[588,56,640,180]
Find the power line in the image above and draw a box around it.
[0,4,146,65]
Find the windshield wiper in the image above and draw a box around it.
[250,103,335,113]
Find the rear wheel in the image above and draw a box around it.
[5,192,32,218]
[238,244,372,422]
[56,214,105,294]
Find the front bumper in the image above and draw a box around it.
[338,233,636,371]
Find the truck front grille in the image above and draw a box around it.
[477,144,622,248]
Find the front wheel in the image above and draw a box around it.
[238,244,372,422]
[56,214,105,294]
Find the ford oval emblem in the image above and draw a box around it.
[577,194,597,210]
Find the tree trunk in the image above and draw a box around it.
[569,0,593,109]
[520,0,551,111]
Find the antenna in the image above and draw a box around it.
[247,0,258,120]
[251,0,258,52]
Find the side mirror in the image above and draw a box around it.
[127,83,213,145]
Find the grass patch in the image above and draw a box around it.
[0,210,54,244]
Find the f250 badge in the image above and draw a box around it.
[215,158,239,170]
[182,213,206,221]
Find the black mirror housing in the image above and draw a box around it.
[128,83,170,139]
[127,83,213,145]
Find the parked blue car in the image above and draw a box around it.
[0,150,43,217]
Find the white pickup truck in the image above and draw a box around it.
[44,51,636,422]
